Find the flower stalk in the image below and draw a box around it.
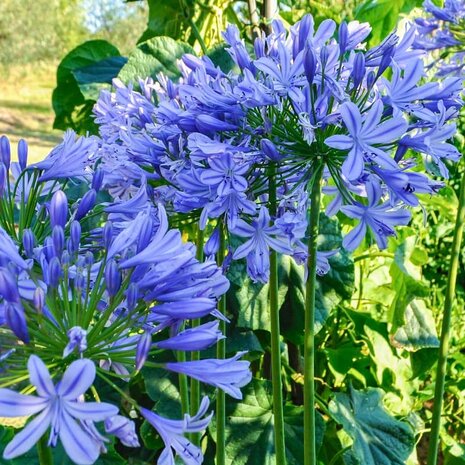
[269,162,287,465]
[304,167,323,465]
[216,221,227,465]
[427,166,465,465]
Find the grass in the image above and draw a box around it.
[0,62,63,163]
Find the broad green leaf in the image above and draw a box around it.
[118,36,194,84]
[389,236,429,330]
[53,40,123,134]
[410,347,439,378]
[325,345,370,387]
[226,253,291,332]
[392,299,440,351]
[139,0,193,42]
[355,0,404,46]
[72,56,128,85]
[209,379,325,465]
[329,388,415,465]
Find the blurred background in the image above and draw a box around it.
[0,0,148,161]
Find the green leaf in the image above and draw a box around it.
[139,0,193,42]
[72,56,128,85]
[226,252,291,332]
[118,36,194,84]
[354,0,419,46]
[209,379,325,465]
[392,299,440,351]
[328,387,415,465]
[207,45,238,74]
[53,40,123,134]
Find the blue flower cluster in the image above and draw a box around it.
[0,136,250,465]
[414,0,465,77]
[91,14,462,283]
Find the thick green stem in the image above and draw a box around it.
[304,170,323,465]
[216,223,226,465]
[178,351,190,417]
[427,168,465,465]
[190,227,204,445]
[37,435,53,465]
[269,163,287,465]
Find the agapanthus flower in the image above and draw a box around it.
[414,0,465,77]
[87,12,462,284]
[141,396,212,465]
[0,139,249,464]
[0,355,118,465]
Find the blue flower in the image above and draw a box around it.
[232,207,293,283]
[341,188,411,250]
[141,396,212,465]
[33,130,97,182]
[166,351,251,399]
[0,355,118,465]
[325,101,407,181]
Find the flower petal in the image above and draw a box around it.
[3,407,51,459]
[57,359,96,399]
[0,389,48,417]
[28,355,55,397]
[59,410,100,465]
[65,401,119,421]
[342,221,367,251]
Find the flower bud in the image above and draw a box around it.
[18,139,28,171]
[303,47,317,86]
[52,225,65,257]
[91,168,104,192]
[22,229,36,258]
[75,189,97,221]
[103,222,113,250]
[69,221,81,255]
[0,162,6,197]
[351,53,366,88]
[61,250,71,266]
[136,332,152,371]
[105,416,140,448]
[63,326,87,357]
[338,22,348,54]
[204,227,220,257]
[126,283,139,311]
[50,190,68,228]
[5,302,29,343]
[33,287,45,312]
[48,256,62,288]
[0,136,11,170]
[366,70,376,89]
[105,259,121,297]
[261,139,281,162]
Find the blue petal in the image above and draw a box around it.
[342,221,367,251]
[57,359,96,399]
[340,102,362,136]
[0,389,48,417]
[28,355,55,397]
[59,410,100,465]
[65,401,119,421]
[3,407,51,459]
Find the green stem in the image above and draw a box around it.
[427,168,465,465]
[269,163,287,465]
[37,435,53,465]
[178,349,190,417]
[190,227,204,445]
[304,169,323,465]
[216,223,226,465]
